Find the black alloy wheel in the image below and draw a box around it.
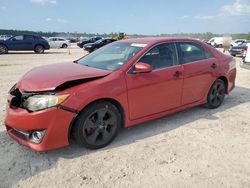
[73,101,121,149]
[205,79,226,109]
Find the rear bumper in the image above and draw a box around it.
[5,105,76,151]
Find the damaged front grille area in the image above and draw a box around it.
[9,87,24,108]
[8,86,54,109]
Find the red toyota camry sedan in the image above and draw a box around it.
[5,38,236,151]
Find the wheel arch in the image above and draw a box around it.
[217,76,229,94]
[68,98,125,141]
[0,43,8,49]
[34,43,45,50]
[62,43,68,48]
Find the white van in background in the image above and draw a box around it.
[207,37,223,48]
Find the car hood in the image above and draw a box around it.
[16,62,112,92]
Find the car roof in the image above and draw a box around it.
[49,37,66,39]
[13,34,41,37]
[119,37,202,45]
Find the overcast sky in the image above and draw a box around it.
[0,0,250,34]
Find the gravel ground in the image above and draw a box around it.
[0,47,250,188]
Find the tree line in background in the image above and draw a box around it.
[0,29,250,40]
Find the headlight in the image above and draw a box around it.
[23,94,69,112]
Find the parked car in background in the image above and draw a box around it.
[202,39,209,43]
[231,39,246,47]
[207,37,223,48]
[67,37,79,43]
[48,37,70,48]
[77,37,102,48]
[0,35,11,40]
[229,41,250,57]
[241,43,250,69]
[83,38,116,52]
[0,34,50,54]
[5,38,236,151]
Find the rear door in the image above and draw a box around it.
[177,42,217,105]
[23,35,35,50]
[125,42,184,120]
[55,38,64,48]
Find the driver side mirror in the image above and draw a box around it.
[12,38,16,41]
[133,62,152,74]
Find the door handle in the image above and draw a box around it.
[211,63,217,69]
[173,71,182,77]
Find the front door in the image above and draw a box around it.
[125,42,184,120]
[8,35,25,50]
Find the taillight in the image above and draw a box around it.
[242,46,248,62]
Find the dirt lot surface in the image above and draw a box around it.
[0,47,250,188]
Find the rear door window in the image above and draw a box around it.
[24,35,34,40]
[178,42,213,64]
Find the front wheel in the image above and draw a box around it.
[34,45,44,54]
[0,44,8,54]
[205,79,226,109]
[62,44,68,48]
[72,101,121,149]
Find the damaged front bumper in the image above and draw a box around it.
[5,89,77,151]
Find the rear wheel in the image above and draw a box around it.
[73,101,121,149]
[205,79,226,109]
[62,44,68,48]
[0,44,8,54]
[34,45,44,54]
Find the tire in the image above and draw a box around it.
[0,44,8,54]
[72,101,121,149]
[62,44,68,48]
[34,45,44,54]
[205,79,226,109]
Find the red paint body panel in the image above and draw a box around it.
[181,58,217,105]
[126,66,184,120]
[5,37,236,151]
[5,106,75,151]
[16,62,112,92]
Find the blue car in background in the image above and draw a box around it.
[0,34,50,54]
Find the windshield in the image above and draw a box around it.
[78,42,145,71]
